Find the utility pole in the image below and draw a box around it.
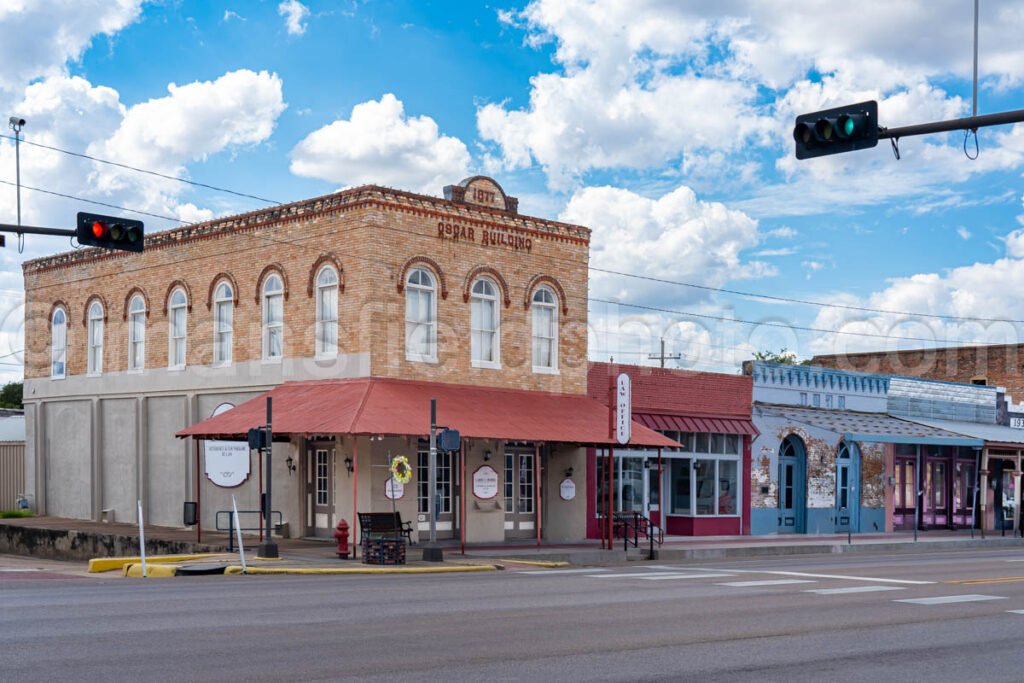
[257,396,278,558]
[422,398,443,561]
[9,116,25,229]
[648,338,681,368]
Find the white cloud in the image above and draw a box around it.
[289,93,471,195]
[278,0,310,36]
[756,247,797,257]
[0,0,144,93]
[957,226,972,241]
[767,226,797,239]
[223,10,245,22]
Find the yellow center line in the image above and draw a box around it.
[945,576,1024,585]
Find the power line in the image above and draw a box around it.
[0,133,281,206]
[0,180,189,224]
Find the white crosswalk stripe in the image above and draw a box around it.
[894,594,1005,605]
[520,568,609,575]
[718,579,816,588]
[805,586,905,595]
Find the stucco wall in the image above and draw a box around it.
[44,400,91,519]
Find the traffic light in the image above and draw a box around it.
[793,100,878,160]
[75,212,144,252]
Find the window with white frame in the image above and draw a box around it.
[315,266,338,357]
[51,308,66,379]
[87,301,103,375]
[405,267,436,361]
[531,286,558,372]
[470,277,499,367]
[663,431,741,517]
[127,295,146,371]
[262,274,284,360]
[168,288,187,369]
[213,282,233,365]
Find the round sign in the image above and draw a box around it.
[472,465,499,500]
[385,477,405,500]
[559,478,576,501]
[203,403,251,488]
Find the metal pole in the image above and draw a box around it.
[258,396,278,558]
[971,447,981,539]
[878,108,1024,140]
[914,446,921,542]
[195,439,201,544]
[9,118,23,228]
[607,445,613,550]
[535,443,541,547]
[423,399,443,561]
[972,0,979,118]
[460,440,466,555]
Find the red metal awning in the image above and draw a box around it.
[634,413,759,436]
[177,377,678,448]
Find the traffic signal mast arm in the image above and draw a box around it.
[877,106,1024,140]
[0,222,76,237]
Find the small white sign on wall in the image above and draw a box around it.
[473,465,499,500]
[616,373,632,445]
[204,403,251,488]
[1011,416,1024,430]
[385,477,405,500]
[559,478,576,501]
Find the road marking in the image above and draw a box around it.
[805,586,905,595]
[895,594,1006,606]
[520,568,609,575]
[718,579,816,588]
[588,571,734,579]
[0,567,42,572]
[763,571,933,585]
[1006,610,1024,615]
[634,573,736,581]
[1004,559,1024,562]
[946,576,1024,585]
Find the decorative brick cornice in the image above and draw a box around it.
[82,294,109,327]
[207,272,240,311]
[255,263,289,304]
[122,287,150,321]
[306,253,344,297]
[163,280,193,316]
[397,256,448,300]
[524,275,569,315]
[462,265,511,308]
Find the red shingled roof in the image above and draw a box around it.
[588,362,753,419]
[177,377,677,448]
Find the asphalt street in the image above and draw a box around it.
[4,548,1024,682]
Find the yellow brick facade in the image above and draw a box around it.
[23,178,591,394]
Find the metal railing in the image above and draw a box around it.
[612,511,664,556]
[215,510,282,551]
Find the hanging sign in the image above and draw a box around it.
[385,477,405,500]
[473,465,499,500]
[616,373,632,445]
[204,403,251,488]
[559,478,576,501]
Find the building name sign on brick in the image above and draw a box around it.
[437,221,533,253]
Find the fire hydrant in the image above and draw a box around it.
[334,519,350,559]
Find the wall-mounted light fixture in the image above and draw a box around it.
[344,456,354,475]
[285,455,296,475]
[484,450,492,462]
[565,466,574,478]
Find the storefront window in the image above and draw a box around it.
[620,457,644,512]
[695,459,715,514]
[718,460,738,515]
[671,458,691,514]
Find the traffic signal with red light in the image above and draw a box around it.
[75,212,145,252]
[793,100,878,160]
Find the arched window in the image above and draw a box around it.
[51,307,67,379]
[213,281,233,365]
[531,286,558,372]
[405,267,437,362]
[168,288,187,369]
[470,277,499,367]
[315,266,338,357]
[127,295,146,371]
[87,302,103,375]
[262,273,284,360]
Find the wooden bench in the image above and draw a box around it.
[357,511,415,546]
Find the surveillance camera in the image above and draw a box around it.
[9,116,25,127]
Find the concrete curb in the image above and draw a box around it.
[223,564,499,575]
[654,537,1024,561]
[493,559,570,568]
[90,553,231,573]
[122,563,179,578]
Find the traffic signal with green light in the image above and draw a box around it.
[76,212,145,252]
[793,100,878,159]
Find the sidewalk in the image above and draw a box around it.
[3,516,1024,569]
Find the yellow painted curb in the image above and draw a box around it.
[250,555,285,561]
[89,553,229,573]
[224,564,498,575]
[122,563,179,578]
[494,559,570,568]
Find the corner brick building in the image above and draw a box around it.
[22,176,672,549]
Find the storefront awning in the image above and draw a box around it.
[895,417,1024,451]
[755,405,984,447]
[634,413,758,436]
[177,377,678,448]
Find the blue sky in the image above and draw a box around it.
[2,0,1024,381]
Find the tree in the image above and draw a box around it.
[752,349,802,365]
[0,381,23,409]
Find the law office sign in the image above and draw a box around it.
[204,403,251,488]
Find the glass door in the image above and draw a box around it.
[417,446,453,538]
[893,456,916,530]
[504,447,536,539]
[952,460,976,528]
[305,445,334,538]
[922,459,949,528]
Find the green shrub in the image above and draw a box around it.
[0,510,33,518]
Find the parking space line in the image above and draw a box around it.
[1005,609,1024,615]
[633,573,736,581]
[588,571,735,579]
[895,594,1005,605]
[764,571,933,585]
[520,568,609,575]
[718,579,816,588]
[805,586,905,595]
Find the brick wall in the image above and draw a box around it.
[23,183,591,395]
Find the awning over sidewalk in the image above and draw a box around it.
[177,377,678,448]
[634,413,758,436]
[755,405,984,447]
[895,416,1024,450]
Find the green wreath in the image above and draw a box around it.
[390,455,413,485]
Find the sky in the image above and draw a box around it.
[2,0,1024,383]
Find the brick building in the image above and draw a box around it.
[22,176,672,549]
[811,344,1024,405]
